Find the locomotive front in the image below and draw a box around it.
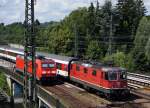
[40,59,57,81]
[102,67,129,98]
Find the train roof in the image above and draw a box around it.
[0,45,74,64]
[75,60,126,72]
[38,52,74,64]
[0,45,126,71]
[0,45,24,55]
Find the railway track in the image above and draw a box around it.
[42,82,111,108]
[127,72,150,100]
[127,72,150,87]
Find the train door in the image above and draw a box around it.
[69,64,76,76]
[102,72,109,87]
[75,64,80,77]
[100,71,104,86]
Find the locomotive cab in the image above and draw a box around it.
[102,68,129,97]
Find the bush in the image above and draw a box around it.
[103,52,134,71]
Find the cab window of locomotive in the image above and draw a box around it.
[76,65,80,71]
[120,71,126,80]
[42,64,48,68]
[105,72,109,80]
[109,72,117,80]
[48,64,55,68]
[92,70,97,76]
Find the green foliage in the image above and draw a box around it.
[132,17,150,71]
[46,7,89,57]
[145,38,150,61]
[0,22,24,44]
[115,0,146,51]
[103,52,134,71]
[0,71,10,95]
[86,40,103,60]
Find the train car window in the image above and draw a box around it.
[0,50,3,53]
[84,68,88,73]
[76,65,80,71]
[92,70,97,76]
[120,71,126,80]
[105,72,109,80]
[56,63,62,70]
[9,52,16,57]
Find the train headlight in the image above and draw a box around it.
[52,71,56,74]
[42,71,46,74]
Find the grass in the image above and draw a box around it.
[0,68,10,95]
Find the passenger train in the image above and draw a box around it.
[0,46,129,98]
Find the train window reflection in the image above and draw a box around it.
[109,72,117,80]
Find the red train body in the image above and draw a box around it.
[50,55,129,97]
[16,55,57,81]
[69,62,128,97]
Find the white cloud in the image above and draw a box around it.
[0,0,150,24]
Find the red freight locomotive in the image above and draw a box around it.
[16,55,57,81]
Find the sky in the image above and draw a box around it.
[0,0,150,24]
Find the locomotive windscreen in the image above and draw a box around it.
[109,72,117,80]
[42,63,55,68]
[120,71,127,80]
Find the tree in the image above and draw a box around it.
[134,17,149,51]
[87,3,96,37]
[94,0,115,56]
[115,0,146,51]
[133,17,150,71]
[145,37,150,61]
[103,51,134,70]
[86,40,102,60]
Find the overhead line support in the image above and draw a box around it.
[24,0,37,108]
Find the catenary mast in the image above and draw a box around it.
[24,0,37,108]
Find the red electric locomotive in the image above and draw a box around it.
[69,61,129,98]
[16,55,57,81]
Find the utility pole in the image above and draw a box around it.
[74,24,79,58]
[107,0,113,56]
[24,0,36,108]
